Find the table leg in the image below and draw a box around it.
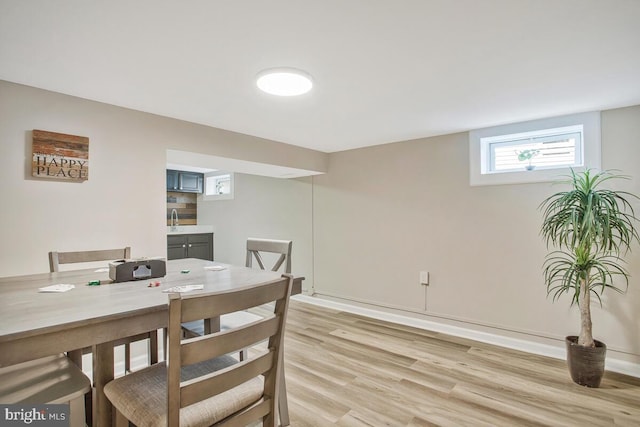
[93,341,115,427]
[67,349,83,368]
[204,317,220,334]
[149,330,159,364]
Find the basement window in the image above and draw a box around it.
[203,172,234,201]
[484,125,583,173]
[469,111,601,186]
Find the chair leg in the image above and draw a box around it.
[278,367,290,426]
[84,387,93,426]
[114,408,129,427]
[69,394,87,427]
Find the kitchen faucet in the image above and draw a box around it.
[170,209,179,230]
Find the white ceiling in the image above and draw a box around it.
[1,0,639,154]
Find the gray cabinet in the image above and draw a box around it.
[166,170,203,193]
[167,233,213,261]
[166,170,179,191]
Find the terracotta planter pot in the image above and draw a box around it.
[565,336,606,387]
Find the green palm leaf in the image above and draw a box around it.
[540,169,639,347]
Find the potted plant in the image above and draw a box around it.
[540,169,639,387]
[516,149,540,170]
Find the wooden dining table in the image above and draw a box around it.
[0,258,302,426]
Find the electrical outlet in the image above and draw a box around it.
[420,271,429,286]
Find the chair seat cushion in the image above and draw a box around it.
[103,355,263,427]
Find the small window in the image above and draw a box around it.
[203,172,234,201]
[483,125,583,174]
[207,174,231,195]
[469,111,601,186]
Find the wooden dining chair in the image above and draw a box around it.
[49,247,131,273]
[237,238,292,354]
[0,354,92,427]
[182,238,294,424]
[49,247,159,373]
[104,274,293,427]
[183,238,293,337]
[245,238,292,274]
[183,238,293,352]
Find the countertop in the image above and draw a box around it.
[166,225,214,235]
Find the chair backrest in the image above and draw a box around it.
[49,247,131,272]
[166,274,293,426]
[245,238,292,274]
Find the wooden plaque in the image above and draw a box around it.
[32,130,89,181]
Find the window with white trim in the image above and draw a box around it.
[469,112,601,186]
[203,172,234,201]
[483,125,583,174]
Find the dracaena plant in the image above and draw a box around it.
[540,169,639,347]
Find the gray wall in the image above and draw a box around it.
[1,79,638,366]
[0,80,326,275]
[197,173,313,291]
[313,105,640,363]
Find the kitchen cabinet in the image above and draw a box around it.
[166,169,203,193]
[167,233,213,261]
[166,170,179,191]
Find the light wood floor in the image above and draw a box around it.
[273,300,640,427]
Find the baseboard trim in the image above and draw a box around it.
[293,294,640,378]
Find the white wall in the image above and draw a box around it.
[197,173,313,291]
[0,80,326,276]
[313,105,640,364]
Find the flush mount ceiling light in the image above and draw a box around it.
[256,68,313,96]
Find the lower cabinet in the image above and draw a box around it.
[167,233,213,261]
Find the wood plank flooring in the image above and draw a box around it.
[269,300,640,426]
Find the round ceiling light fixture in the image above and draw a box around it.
[256,67,313,96]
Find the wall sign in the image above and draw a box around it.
[32,130,89,181]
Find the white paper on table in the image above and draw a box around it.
[162,284,204,293]
[39,284,76,293]
[204,265,227,271]
[94,268,109,273]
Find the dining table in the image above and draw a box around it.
[0,258,302,426]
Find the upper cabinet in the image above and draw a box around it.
[178,171,203,193]
[166,170,203,193]
[166,170,179,190]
